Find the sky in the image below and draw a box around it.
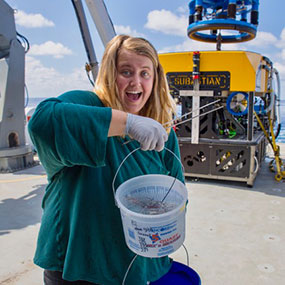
[3,0,285,100]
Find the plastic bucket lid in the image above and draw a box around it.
[150,261,201,285]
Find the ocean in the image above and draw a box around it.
[26,97,285,143]
[277,101,285,143]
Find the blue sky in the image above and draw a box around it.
[4,0,285,99]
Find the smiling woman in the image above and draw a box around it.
[28,34,184,284]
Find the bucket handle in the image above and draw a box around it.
[112,147,185,202]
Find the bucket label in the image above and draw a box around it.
[125,218,184,256]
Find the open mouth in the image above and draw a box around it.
[126,91,142,101]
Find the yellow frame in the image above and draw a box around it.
[159,51,267,92]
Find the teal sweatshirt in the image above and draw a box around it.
[28,90,184,284]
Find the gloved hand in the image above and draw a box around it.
[125,114,168,151]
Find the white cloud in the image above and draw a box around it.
[25,56,92,98]
[274,62,285,81]
[14,10,55,28]
[114,25,145,37]
[29,41,72,59]
[145,9,187,37]
[246,31,278,47]
[276,27,285,49]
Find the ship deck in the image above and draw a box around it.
[0,144,284,284]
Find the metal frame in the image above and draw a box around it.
[176,90,267,186]
[179,133,266,186]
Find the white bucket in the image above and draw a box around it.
[114,149,187,258]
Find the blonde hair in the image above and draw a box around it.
[94,35,176,132]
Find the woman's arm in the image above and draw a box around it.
[28,93,112,178]
[108,110,127,137]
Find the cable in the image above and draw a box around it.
[182,243,190,266]
[16,31,30,53]
[24,84,29,108]
[85,63,95,86]
[160,175,177,203]
[273,68,281,138]
[86,69,95,86]
[122,254,138,285]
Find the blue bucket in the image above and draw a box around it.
[150,261,201,285]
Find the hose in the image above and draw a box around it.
[273,68,281,138]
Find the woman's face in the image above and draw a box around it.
[116,49,154,114]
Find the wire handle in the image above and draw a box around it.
[112,147,185,205]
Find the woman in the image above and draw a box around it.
[29,35,184,284]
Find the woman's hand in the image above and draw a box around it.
[125,114,168,151]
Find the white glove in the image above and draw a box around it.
[125,114,168,151]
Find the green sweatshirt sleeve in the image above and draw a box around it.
[28,91,112,179]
